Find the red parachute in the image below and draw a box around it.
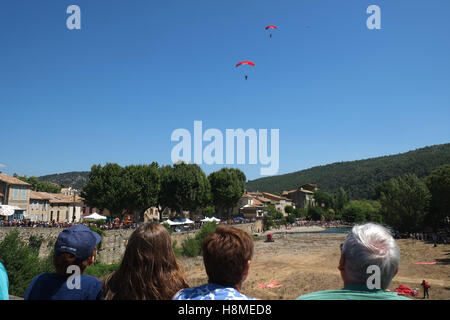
[235,61,255,80]
[265,25,278,38]
[235,61,255,67]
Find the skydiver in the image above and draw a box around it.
[245,75,248,80]
[270,34,272,38]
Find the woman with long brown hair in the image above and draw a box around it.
[103,222,188,300]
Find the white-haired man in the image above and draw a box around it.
[297,223,410,300]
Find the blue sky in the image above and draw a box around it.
[0,0,449,181]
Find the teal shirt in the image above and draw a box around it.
[0,263,9,300]
[297,283,411,300]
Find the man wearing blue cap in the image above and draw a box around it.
[24,225,103,300]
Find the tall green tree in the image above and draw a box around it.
[208,168,246,218]
[159,163,210,219]
[379,174,431,232]
[122,163,161,222]
[18,176,61,193]
[81,163,127,217]
[341,200,382,223]
[333,188,349,213]
[425,164,450,231]
[314,190,334,209]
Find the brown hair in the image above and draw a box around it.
[103,222,188,300]
[202,225,254,288]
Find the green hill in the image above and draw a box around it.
[38,171,90,190]
[245,143,450,199]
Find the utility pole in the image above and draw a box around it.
[72,188,76,223]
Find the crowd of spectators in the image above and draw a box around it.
[0,220,76,229]
[0,222,422,301]
[393,230,449,245]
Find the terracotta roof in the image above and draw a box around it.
[282,190,296,195]
[31,192,84,204]
[262,192,291,201]
[255,196,272,203]
[29,191,52,200]
[241,194,252,198]
[0,173,31,186]
[300,188,314,194]
[252,199,263,206]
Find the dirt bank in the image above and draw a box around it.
[179,232,450,300]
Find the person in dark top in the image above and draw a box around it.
[24,225,102,300]
[421,280,430,299]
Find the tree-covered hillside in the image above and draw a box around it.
[38,171,90,189]
[246,143,450,199]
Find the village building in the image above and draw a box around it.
[29,191,51,222]
[238,193,264,220]
[28,191,84,223]
[0,173,32,220]
[282,184,317,208]
[46,193,84,223]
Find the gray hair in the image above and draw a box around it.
[342,223,400,290]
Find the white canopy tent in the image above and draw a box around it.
[179,218,194,224]
[201,216,220,223]
[162,218,195,226]
[162,219,182,226]
[0,205,17,217]
[83,212,107,220]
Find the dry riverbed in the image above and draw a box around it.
[179,230,450,300]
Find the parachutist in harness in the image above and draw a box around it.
[245,75,248,80]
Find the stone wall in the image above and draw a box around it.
[0,220,263,265]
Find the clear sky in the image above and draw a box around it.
[1,0,449,181]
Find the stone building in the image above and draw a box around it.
[29,191,83,223]
[29,191,51,222]
[282,184,316,209]
[47,193,83,223]
[0,173,31,220]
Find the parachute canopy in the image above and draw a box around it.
[265,25,278,30]
[236,61,255,67]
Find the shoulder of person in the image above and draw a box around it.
[296,290,342,300]
[81,275,103,287]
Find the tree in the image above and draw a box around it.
[159,163,210,219]
[181,222,217,257]
[284,205,294,215]
[208,168,246,218]
[18,176,61,193]
[333,188,349,213]
[379,174,431,232]
[341,200,381,223]
[285,214,296,224]
[0,230,54,297]
[122,163,160,222]
[307,206,325,221]
[425,164,450,231]
[204,206,215,218]
[314,190,334,209]
[81,163,127,217]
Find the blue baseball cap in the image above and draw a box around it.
[54,225,102,261]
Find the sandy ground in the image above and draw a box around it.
[179,230,450,300]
